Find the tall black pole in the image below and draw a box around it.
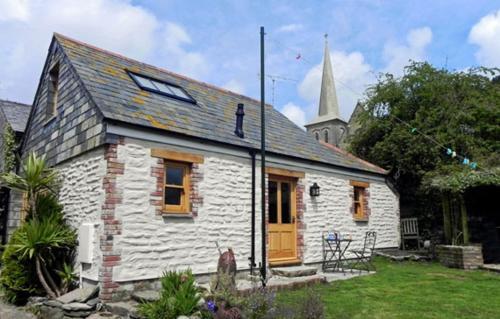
[259,26,267,285]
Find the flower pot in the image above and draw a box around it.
[436,244,483,269]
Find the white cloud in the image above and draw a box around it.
[280,102,306,127]
[0,0,30,22]
[469,10,500,67]
[298,50,373,120]
[0,0,208,103]
[222,79,246,94]
[159,22,210,79]
[276,23,304,33]
[382,27,432,75]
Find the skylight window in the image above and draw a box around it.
[128,71,196,104]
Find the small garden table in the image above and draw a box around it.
[322,234,352,273]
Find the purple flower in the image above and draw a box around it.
[207,300,216,313]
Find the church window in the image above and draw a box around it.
[324,130,329,143]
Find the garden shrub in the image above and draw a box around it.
[138,269,201,319]
[0,192,76,303]
[241,287,282,319]
[0,228,43,305]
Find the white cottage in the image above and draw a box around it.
[18,33,399,301]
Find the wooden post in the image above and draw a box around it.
[459,195,470,245]
[442,194,452,244]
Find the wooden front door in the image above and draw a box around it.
[268,176,297,263]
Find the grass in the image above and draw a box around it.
[277,257,500,319]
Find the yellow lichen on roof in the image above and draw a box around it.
[132,95,145,105]
[102,66,129,80]
[138,91,150,97]
[128,66,141,73]
[145,114,175,130]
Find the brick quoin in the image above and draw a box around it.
[99,137,124,302]
[296,180,306,261]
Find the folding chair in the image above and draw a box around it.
[350,231,377,273]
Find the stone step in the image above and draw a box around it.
[270,265,318,277]
[237,274,326,293]
[131,290,160,303]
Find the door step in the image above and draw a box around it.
[271,265,317,277]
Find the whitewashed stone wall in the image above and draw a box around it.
[112,142,263,282]
[302,172,399,263]
[57,147,106,281]
[106,139,398,282]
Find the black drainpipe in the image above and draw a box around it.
[249,150,256,274]
[259,26,267,285]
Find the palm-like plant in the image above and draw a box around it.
[0,152,75,299]
[12,216,76,298]
[0,152,58,219]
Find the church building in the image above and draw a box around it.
[305,36,356,147]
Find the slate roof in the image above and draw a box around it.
[0,99,31,133]
[55,34,387,175]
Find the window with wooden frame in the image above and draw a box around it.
[46,63,60,120]
[350,181,369,221]
[163,161,190,213]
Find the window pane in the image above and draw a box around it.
[153,81,175,95]
[166,166,183,185]
[354,187,361,201]
[269,181,278,224]
[168,86,190,99]
[135,75,157,90]
[281,182,291,224]
[165,187,182,205]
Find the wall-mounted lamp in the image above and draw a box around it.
[310,183,320,197]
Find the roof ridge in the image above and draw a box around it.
[320,141,388,174]
[53,33,271,108]
[0,99,31,107]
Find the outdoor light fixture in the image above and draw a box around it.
[310,183,320,197]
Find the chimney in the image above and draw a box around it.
[234,103,245,138]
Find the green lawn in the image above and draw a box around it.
[277,258,500,319]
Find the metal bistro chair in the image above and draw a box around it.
[350,231,377,273]
[400,218,421,250]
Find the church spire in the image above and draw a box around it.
[318,34,340,119]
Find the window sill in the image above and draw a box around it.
[162,211,194,218]
[353,218,369,222]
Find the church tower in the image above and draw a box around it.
[305,35,348,146]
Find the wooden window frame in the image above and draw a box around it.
[163,161,191,214]
[350,180,369,221]
[151,148,204,215]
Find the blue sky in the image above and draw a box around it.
[0,0,499,127]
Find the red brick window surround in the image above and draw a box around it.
[350,180,370,221]
[151,148,204,216]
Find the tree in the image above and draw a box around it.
[349,62,500,243]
